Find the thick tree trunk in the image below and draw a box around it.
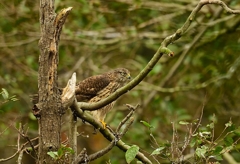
[38,1,61,163]
[36,0,72,163]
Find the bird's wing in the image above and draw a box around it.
[75,74,110,102]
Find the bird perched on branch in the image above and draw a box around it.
[75,68,131,128]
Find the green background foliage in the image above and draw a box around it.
[0,0,240,163]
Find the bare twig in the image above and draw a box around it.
[143,1,238,107]
[76,103,137,163]
[82,113,135,163]
[69,110,78,164]
[0,136,38,162]
[201,0,240,14]
[17,150,24,164]
[71,100,152,164]
[116,104,139,132]
[193,101,205,134]
[0,37,38,47]
[139,52,240,94]
[0,148,22,162]
[14,126,38,159]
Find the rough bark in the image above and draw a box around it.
[37,0,72,163]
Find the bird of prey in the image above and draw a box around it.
[75,68,131,128]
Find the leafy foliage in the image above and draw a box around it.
[125,145,139,164]
[0,88,18,105]
[47,145,74,162]
[1,0,240,163]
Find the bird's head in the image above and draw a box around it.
[110,68,131,85]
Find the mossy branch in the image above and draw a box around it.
[71,101,152,164]
[75,0,240,112]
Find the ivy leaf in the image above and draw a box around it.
[151,147,165,155]
[125,145,139,164]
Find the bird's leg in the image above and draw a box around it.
[100,120,107,129]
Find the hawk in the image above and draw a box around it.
[75,68,131,128]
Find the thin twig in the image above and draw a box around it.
[116,104,139,132]
[85,115,134,163]
[76,103,136,163]
[17,150,24,164]
[71,100,152,164]
[14,126,38,159]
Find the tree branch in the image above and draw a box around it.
[71,100,152,164]
[143,1,238,107]
[37,1,72,162]
[75,0,240,112]
[62,72,76,109]
[140,46,240,93]
[77,108,135,163]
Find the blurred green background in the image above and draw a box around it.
[0,0,240,163]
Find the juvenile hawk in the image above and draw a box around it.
[75,68,131,128]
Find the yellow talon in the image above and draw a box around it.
[100,120,107,129]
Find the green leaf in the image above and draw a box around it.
[214,155,223,161]
[207,122,214,129]
[1,88,9,100]
[213,146,223,155]
[209,114,217,124]
[26,147,33,152]
[10,97,18,101]
[179,121,189,125]
[47,151,58,159]
[57,147,64,158]
[224,136,233,146]
[195,146,207,158]
[201,131,211,135]
[151,147,165,155]
[64,147,74,154]
[140,120,153,129]
[190,137,197,147]
[234,127,240,136]
[10,95,18,101]
[225,121,232,127]
[125,145,139,164]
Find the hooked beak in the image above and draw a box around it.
[127,73,131,80]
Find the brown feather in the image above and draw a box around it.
[76,68,131,123]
